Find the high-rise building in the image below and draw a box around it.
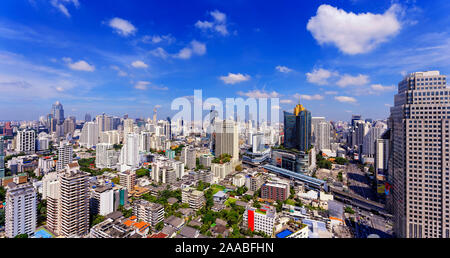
[15,129,36,154]
[362,122,387,157]
[56,141,73,171]
[388,71,449,238]
[214,120,239,162]
[96,143,119,169]
[5,183,37,238]
[51,101,65,125]
[283,101,311,152]
[59,165,90,237]
[0,136,5,178]
[315,121,331,151]
[119,133,140,171]
[80,121,98,148]
[96,114,113,135]
[63,117,76,136]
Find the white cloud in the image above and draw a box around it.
[149,47,169,59]
[272,105,281,110]
[325,91,338,95]
[384,103,392,107]
[210,10,227,23]
[220,73,251,84]
[335,96,357,103]
[195,20,214,29]
[371,84,396,91]
[195,10,229,36]
[306,68,337,85]
[175,40,206,59]
[275,65,293,73]
[336,74,369,87]
[134,81,168,91]
[131,60,148,69]
[237,90,280,98]
[111,65,127,77]
[134,81,149,90]
[142,34,175,44]
[296,94,324,101]
[108,17,137,37]
[280,99,293,104]
[50,0,79,18]
[63,57,95,72]
[306,4,402,54]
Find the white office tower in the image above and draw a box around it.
[37,132,50,151]
[123,118,135,135]
[56,141,73,171]
[119,133,140,172]
[59,167,90,237]
[42,171,59,200]
[80,121,98,148]
[215,120,239,162]
[139,131,152,152]
[118,170,136,191]
[252,133,265,153]
[375,138,389,173]
[362,122,387,157]
[96,114,113,135]
[315,121,332,151]
[354,121,371,148]
[180,147,188,164]
[5,183,37,238]
[96,143,119,169]
[389,71,449,238]
[133,199,164,227]
[99,130,120,145]
[15,129,36,154]
[90,186,114,216]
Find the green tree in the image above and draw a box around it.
[91,214,105,227]
[235,165,243,172]
[0,186,6,202]
[155,221,164,231]
[14,234,28,238]
[335,157,349,165]
[317,159,332,169]
[0,209,5,227]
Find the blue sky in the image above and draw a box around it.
[0,0,449,122]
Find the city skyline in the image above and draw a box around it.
[1,0,450,121]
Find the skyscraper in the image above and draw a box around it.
[5,183,37,238]
[315,121,331,151]
[119,133,140,171]
[388,71,449,238]
[0,136,5,178]
[214,120,239,162]
[283,101,312,152]
[59,166,90,237]
[51,101,64,125]
[80,121,98,148]
[56,141,73,171]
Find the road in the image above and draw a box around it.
[350,207,393,238]
[346,163,377,202]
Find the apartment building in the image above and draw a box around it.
[132,199,164,227]
[5,183,37,238]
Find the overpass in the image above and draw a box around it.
[330,187,391,217]
[262,164,328,191]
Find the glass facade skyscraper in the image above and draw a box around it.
[283,102,312,152]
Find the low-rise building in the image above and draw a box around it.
[243,205,276,237]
